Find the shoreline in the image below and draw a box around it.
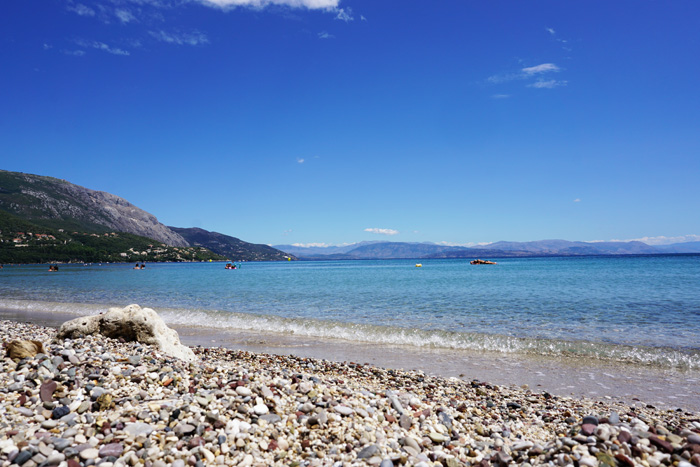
[3,307,699,413]
[1,318,700,467]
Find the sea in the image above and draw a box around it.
[1,255,699,410]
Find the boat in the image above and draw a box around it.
[470,259,496,265]
[415,263,422,267]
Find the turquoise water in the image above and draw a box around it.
[1,256,699,369]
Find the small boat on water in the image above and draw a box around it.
[470,259,496,265]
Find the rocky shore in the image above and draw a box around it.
[2,319,700,467]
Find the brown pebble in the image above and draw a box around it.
[40,380,57,403]
[581,423,597,436]
[6,340,44,360]
[188,437,204,448]
[618,431,632,444]
[162,377,173,386]
[615,453,634,467]
[649,435,673,453]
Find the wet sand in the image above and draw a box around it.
[3,306,699,412]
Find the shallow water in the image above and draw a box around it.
[1,256,698,369]
[1,256,700,410]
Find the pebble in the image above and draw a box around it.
[79,448,99,460]
[1,319,699,467]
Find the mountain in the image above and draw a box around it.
[282,239,672,260]
[171,227,295,262]
[273,241,382,257]
[343,242,464,259]
[0,170,187,246]
[484,240,659,255]
[653,241,700,253]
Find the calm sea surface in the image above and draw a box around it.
[1,256,699,370]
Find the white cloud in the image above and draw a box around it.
[529,79,567,89]
[68,3,95,16]
[43,43,52,50]
[335,7,353,21]
[115,9,137,23]
[75,40,130,55]
[546,27,556,35]
[149,30,209,46]
[62,49,86,56]
[573,198,581,202]
[296,158,305,163]
[522,63,560,75]
[197,0,340,9]
[488,63,562,86]
[364,228,399,236]
[360,15,367,21]
[318,31,334,39]
[491,94,510,99]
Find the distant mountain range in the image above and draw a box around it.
[0,170,293,263]
[2,169,697,264]
[274,239,700,260]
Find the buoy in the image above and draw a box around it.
[415,263,422,267]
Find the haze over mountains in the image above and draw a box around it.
[275,238,700,260]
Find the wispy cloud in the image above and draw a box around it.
[149,30,209,46]
[68,3,95,17]
[335,7,353,21]
[62,49,86,56]
[197,0,340,9]
[364,228,399,236]
[546,27,556,35]
[488,62,565,90]
[75,40,130,55]
[522,63,560,75]
[360,15,367,21]
[529,79,567,89]
[318,31,334,39]
[573,198,581,202]
[296,158,305,164]
[491,94,510,99]
[115,9,137,23]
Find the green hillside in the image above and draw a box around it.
[0,211,226,264]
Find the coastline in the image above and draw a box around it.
[2,318,700,467]
[3,307,699,413]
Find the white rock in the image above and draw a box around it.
[253,404,269,415]
[57,304,196,362]
[236,386,252,397]
[334,405,354,416]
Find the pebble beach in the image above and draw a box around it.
[2,319,700,467]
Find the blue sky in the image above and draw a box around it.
[2,0,699,246]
